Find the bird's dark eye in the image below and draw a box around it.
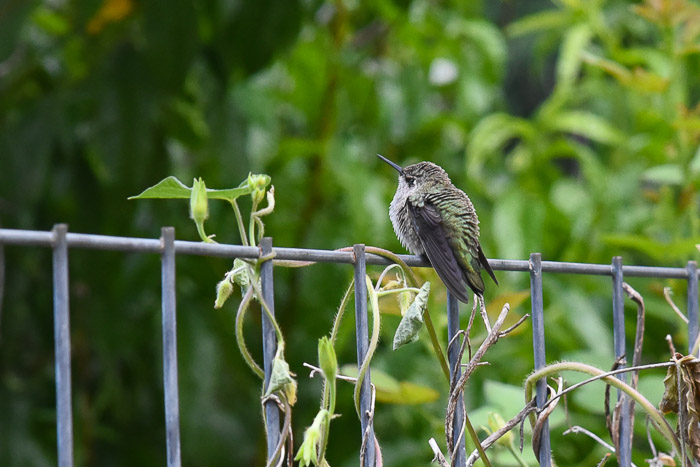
[405,176,415,186]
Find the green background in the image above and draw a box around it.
[1,0,699,465]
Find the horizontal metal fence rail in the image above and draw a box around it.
[1,226,698,467]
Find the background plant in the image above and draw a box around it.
[1,0,699,465]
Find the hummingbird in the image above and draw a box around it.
[377,154,498,303]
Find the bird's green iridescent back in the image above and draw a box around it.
[410,185,485,294]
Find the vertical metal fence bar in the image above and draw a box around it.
[52,224,74,467]
[688,261,699,355]
[353,244,376,466]
[529,253,551,467]
[446,292,466,467]
[260,237,281,460]
[611,256,631,466]
[161,227,182,467]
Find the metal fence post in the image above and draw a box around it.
[446,291,466,466]
[52,224,74,467]
[687,261,699,355]
[161,227,182,467]
[529,253,551,466]
[353,244,376,466]
[260,237,281,460]
[611,256,631,465]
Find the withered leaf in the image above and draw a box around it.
[659,353,700,462]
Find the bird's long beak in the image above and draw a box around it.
[376,154,403,174]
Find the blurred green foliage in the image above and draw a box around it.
[1,0,699,465]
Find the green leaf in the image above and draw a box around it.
[392,282,430,350]
[129,176,265,201]
[548,111,623,145]
[129,176,191,199]
[340,365,439,405]
[206,185,255,202]
[265,346,297,405]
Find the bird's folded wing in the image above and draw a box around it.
[478,244,499,286]
[407,200,471,303]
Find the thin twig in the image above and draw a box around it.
[645,417,658,458]
[446,304,510,454]
[532,381,561,461]
[666,334,676,355]
[359,384,377,467]
[499,314,530,337]
[541,361,675,415]
[465,400,537,465]
[466,298,478,360]
[478,295,491,333]
[429,438,450,467]
[262,394,293,467]
[604,356,625,453]
[675,359,688,466]
[303,362,358,383]
[664,287,689,324]
[623,282,645,452]
[563,425,615,453]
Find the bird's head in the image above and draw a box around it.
[377,155,451,195]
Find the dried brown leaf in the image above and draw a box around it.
[659,353,700,461]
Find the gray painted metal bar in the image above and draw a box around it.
[0,229,697,279]
[688,261,699,355]
[353,244,376,466]
[260,237,281,461]
[446,292,466,466]
[611,256,631,466]
[52,224,74,467]
[161,227,182,467]
[529,253,550,466]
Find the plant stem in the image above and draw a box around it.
[508,444,529,467]
[248,198,260,247]
[353,275,381,416]
[247,265,285,345]
[524,361,680,454]
[331,280,354,344]
[235,286,264,378]
[229,200,249,246]
[364,246,450,383]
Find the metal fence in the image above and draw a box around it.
[1,225,698,467]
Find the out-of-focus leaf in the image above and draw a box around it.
[492,190,525,261]
[393,282,430,350]
[557,23,593,90]
[467,113,533,178]
[603,234,699,261]
[448,19,507,80]
[548,111,623,145]
[340,365,439,405]
[690,146,700,176]
[86,0,133,34]
[642,164,685,186]
[506,9,572,37]
[485,290,530,333]
[32,7,70,36]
